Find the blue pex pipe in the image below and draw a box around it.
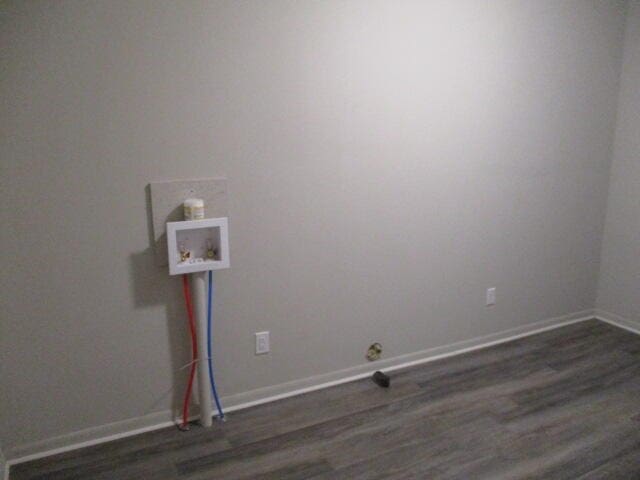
[207,270,225,419]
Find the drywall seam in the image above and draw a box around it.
[5,309,594,468]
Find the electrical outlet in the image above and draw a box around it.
[486,287,496,306]
[255,331,270,355]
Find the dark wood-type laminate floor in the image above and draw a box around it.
[11,319,640,480]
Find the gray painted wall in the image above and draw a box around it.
[0,446,6,479]
[0,0,628,454]
[597,1,640,322]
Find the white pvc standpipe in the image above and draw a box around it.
[191,271,213,427]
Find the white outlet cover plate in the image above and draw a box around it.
[486,287,496,306]
[255,331,270,355]
[166,217,230,275]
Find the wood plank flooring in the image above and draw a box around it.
[10,319,640,480]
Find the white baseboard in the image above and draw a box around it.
[219,309,596,412]
[594,309,640,335]
[5,309,596,475]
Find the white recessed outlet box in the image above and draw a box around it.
[486,287,496,306]
[166,217,230,275]
[255,331,270,355]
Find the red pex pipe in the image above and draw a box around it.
[181,274,198,430]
